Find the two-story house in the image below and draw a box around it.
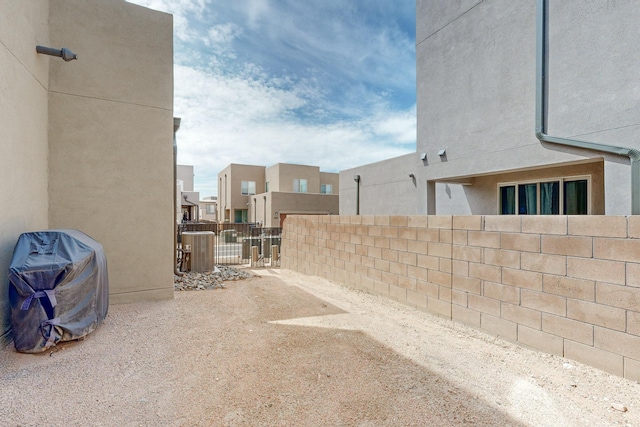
[218,163,339,227]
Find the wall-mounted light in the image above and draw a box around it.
[36,45,78,61]
[438,149,446,157]
[420,153,427,160]
[353,174,360,182]
[409,173,415,179]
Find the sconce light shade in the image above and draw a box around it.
[420,153,427,160]
[438,149,446,156]
[353,174,360,182]
[409,173,415,178]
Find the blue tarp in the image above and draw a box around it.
[8,229,108,353]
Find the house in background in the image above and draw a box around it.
[199,196,218,221]
[340,0,640,217]
[0,0,174,347]
[218,163,339,227]
[218,164,266,223]
[177,164,199,222]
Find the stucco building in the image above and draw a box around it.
[218,163,339,227]
[340,0,639,217]
[1,0,174,346]
[199,196,218,222]
[177,164,200,222]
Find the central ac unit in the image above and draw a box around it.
[182,231,214,272]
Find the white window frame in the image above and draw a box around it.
[293,178,308,193]
[497,175,591,215]
[241,180,256,196]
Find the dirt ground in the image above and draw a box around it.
[1,268,640,426]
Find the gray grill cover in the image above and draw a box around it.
[8,229,108,353]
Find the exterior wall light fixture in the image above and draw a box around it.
[438,149,446,157]
[36,45,78,61]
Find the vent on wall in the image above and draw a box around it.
[182,231,214,272]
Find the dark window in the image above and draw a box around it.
[500,185,516,215]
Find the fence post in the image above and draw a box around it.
[251,245,259,267]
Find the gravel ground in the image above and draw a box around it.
[1,268,639,426]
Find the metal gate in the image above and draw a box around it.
[178,223,281,267]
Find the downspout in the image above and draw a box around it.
[173,117,184,276]
[536,0,640,214]
[353,175,361,215]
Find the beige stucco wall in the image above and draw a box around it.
[218,164,265,222]
[253,192,339,227]
[0,0,52,346]
[319,172,339,195]
[46,0,174,303]
[269,164,321,193]
[177,165,195,191]
[0,0,174,348]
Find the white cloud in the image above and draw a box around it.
[174,65,414,197]
[128,0,416,197]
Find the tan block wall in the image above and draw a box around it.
[282,215,640,381]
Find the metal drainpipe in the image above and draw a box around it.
[536,0,640,214]
[173,117,183,276]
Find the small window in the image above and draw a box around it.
[205,204,216,214]
[321,184,332,194]
[234,209,248,223]
[518,183,537,215]
[500,185,516,215]
[265,181,269,192]
[241,180,256,195]
[540,181,560,215]
[564,179,588,215]
[293,179,307,193]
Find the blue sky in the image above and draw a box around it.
[128,0,416,197]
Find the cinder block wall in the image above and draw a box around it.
[282,215,640,381]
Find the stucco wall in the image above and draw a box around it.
[344,0,640,217]
[177,165,195,191]
[340,153,423,216]
[221,164,266,222]
[414,0,640,214]
[0,1,51,346]
[282,215,640,380]
[0,0,174,349]
[47,0,174,303]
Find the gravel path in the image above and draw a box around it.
[1,268,639,426]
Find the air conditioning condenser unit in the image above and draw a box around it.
[182,231,214,272]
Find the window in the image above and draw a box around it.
[234,209,248,223]
[499,176,589,215]
[205,204,216,214]
[293,179,307,193]
[320,184,332,194]
[241,180,256,195]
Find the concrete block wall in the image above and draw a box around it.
[281,215,640,381]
